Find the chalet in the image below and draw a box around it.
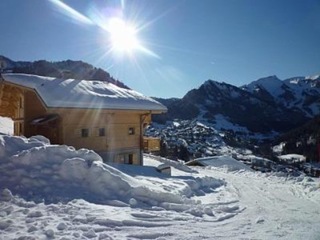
[0,73,167,165]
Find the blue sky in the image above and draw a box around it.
[1,0,319,98]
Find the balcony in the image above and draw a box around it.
[143,137,161,153]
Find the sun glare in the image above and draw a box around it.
[108,18,140,53]
[49,0,160,58]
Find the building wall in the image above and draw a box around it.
[24,90,48,137]
[54,109,151,165]
[0,83,24,135]
[0,82,154,165]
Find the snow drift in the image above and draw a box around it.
[0,135,225,216]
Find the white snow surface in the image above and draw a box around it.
[211,114,278,140]
[2,73,167,111]
[1,134,320,239]
[213,114,250,133]
[0,117,13,135]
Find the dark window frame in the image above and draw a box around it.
[99,128,105,137]
[128,127,135,135]
[81,128,89,138]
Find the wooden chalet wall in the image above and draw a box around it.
[0,83,24,135]
[24,91,50,139]
[53,109,152,165]
[0,82,61,143]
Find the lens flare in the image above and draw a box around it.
[49,0,93,25]
[108,18,139,53]
[48,0,160,58]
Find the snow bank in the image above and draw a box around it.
[0,117,13,135]
[2,138,318,239]
[0,135,225,217]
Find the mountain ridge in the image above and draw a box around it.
[154,74,320,138]
[0,55,129,89]
[1,55,319,140]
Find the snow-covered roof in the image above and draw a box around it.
[278,154,306,162]
[186,156,253,172]
[1,73,167,112]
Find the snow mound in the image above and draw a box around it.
[0,135,225,217]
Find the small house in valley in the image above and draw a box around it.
[0,73,167,165]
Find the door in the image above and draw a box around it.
[30,114,60,144]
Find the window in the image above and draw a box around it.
[81,128,89,138]
[115,154,125,164]
[99,128,105,137]
[19,97,23,109]
[19,123,22,135]
[128,127,135,135]
[128,154,133,164]
[116,153,134,164]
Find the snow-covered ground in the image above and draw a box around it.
[1,134,320,239]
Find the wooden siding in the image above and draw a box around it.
[55,109,149,151]
[0,83,23,119]
[52,108,152,164]
[23,90,48,138]
[0,83,24,135]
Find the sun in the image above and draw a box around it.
[49,0,160,58]
[107,18,140,53]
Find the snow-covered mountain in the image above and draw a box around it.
[242,75,320,117]
[155,74,320,139]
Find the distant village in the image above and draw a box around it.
[145,119,320,177]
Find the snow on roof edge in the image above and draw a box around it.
[2,73,167,112]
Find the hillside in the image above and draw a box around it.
[0,55,128,89]
[272,115,320,162]
[155,75,320,139]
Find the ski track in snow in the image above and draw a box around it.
[1,167,320,239]
[202,169,320,239]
